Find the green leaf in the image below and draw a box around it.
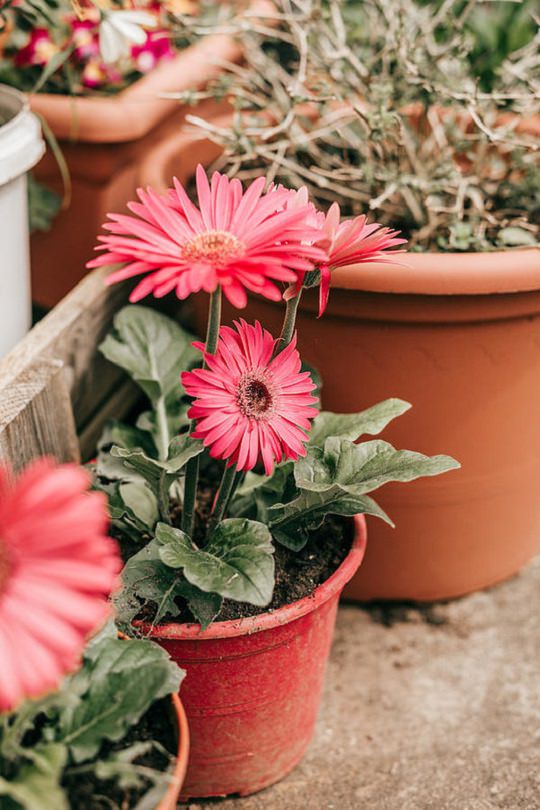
[111,436,203,519]
[166,433,205,473]
[0,743,68,810]
[176,580,223,630]
[0,691,69,765]
[92,745,152,789]
[308,399,412,447]
[95,420,156,484]
[267,437,459,546]
[99,305,198,408]
[116,537,223,628]
[295,437,460,495]
[269,489,394,548]
[157,519,275,607]
[57,636,183,763]
[114,540,181,627]
[497,227,538,247]
[119,482,159,531]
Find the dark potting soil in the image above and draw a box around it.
[62,698,177,809]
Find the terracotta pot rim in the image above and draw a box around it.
[141,514,367,641]
[158,693,190,810]
[331,248,540,296]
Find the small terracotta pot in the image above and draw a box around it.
[141,117,540,603]
[141,515,366,799]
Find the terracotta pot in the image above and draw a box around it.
[141,117,540,602]
[141,515,366,799]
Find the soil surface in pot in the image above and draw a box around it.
[114,460,353,624]
[62,698,176,809]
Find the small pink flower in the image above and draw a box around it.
[88,166,326,309]
[15,28,59,67]
[182,320,319,475]
[317,203,407,315]
[285,198,407,316]
[0,459,121,712]
[131,29,175,72]
[70,18,100,61]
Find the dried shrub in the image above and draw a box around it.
[175,0,540,251]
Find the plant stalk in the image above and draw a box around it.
[275,291,302,355]
[181,288,222,536]
[208,464,238,535]
[155,395,170,462]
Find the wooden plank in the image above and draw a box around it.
[0,359,79,470]
[0,267,132,430]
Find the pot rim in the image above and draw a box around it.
[331,248,540,296]
[0,84,27,131]
[158,694,190,810]
[141,514,367,641]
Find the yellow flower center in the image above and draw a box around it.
[182,231,243,266]
[237,373,275,420]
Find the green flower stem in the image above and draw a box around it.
[204,287,222,355]
[181,288,222,537]
[208,464,238,535]
[155,395,169,462]
[275,291,302,355]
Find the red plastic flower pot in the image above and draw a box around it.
[142,515,366,799]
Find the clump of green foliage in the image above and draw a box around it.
[177,0,540,251]
[0,625,184,810]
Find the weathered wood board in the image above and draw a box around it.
[0,268,141,469]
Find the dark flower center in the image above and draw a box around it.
[237,373,275,420]
[182,230,243,265]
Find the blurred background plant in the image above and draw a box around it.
[175,0,539,252]
[0,0,228,96]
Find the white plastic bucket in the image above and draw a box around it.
[0,84,45,357]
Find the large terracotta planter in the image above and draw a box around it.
[29,32,243,309]
[143,516,366,799]
[141,120,540,602]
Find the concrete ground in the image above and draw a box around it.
[183,556,540,810]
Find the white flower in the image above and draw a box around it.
[98,10,157,64]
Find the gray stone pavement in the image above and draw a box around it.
[183,556,540,810]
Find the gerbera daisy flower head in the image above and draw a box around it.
[88,166,327,309]
[317,202,407,316]
[0,458,121,713]
[181,320,319,476]
[285,200,407,317]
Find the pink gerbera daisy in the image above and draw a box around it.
[181,320,319,475]
[87,166,326,309]
[286,199,407,317]
[0,458,121,712]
